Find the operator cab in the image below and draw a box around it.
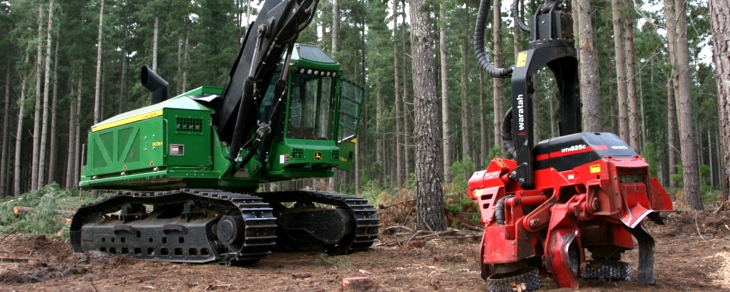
[258,44,363,178]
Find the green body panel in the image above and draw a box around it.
[81,44,363,191]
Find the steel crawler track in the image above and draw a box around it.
[70,189,278,264]
[257,190,380,253]
[70,189,379,264]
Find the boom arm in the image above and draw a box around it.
[215,0,319,168]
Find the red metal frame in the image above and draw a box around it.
[468,155,672,288]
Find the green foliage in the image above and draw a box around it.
[671,164,684,193]
[0,184,110,240]
[641,142,660,178]
[449,157,474,191]
[486,146,505,164]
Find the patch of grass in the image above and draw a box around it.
[316,253,353,268]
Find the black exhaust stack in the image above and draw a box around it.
[141,66,168,105]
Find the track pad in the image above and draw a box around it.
[277,208,354,248]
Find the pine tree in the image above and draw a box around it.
[410,0,446,232]
[674,0,702,210]
[38,0,54,188]
[577,0,601,132]
[709,0,730,202]
[439,2,451,183]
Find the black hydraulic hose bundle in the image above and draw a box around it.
[512,0,531,33]
[502,107,518,159]
[474,0,512,78]
[495,194,515,225]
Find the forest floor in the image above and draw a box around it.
[0,208,729,291]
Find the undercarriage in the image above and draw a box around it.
[70,189,379,264]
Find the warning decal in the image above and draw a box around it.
[589,164,601,174]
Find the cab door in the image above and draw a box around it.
[335,79,364,171]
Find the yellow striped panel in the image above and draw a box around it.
[91,110,163,132]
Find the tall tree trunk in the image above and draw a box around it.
[1,53,10,196]
[709,128,714,187]
[94,0,104,124]
[65,85,76,190]
[401,0,410,180]
[460,0,471,162]
[439,2,451,183]
[667,79,678,196]
[710,0,730,202]
[74,73,83,188]
[493,0,504,149]
[549,93,556,137]
[410,0,446,232]
[38,0,54,189]
[393,0,402,187]
[623,0,640,152]
[664,0,679,194]
[329,0,339,190]
[610,0,629,142]
[479,70,487,167]
[374,33,383,186]
[14,54,29,197]
[674,0,702,210]
[640,67,646,146]
[176,37,182,95]
[31,7,44,191]
[153,14,158,71]
[182,29,189,93]
[120,34,127,114]
[578,0,601,132]
[48,22,59,184]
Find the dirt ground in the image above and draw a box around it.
[0,209,728,292]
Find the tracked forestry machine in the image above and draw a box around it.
[70,0,379,264]
[469,0,673,290]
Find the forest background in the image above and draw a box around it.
[0,0,728,219]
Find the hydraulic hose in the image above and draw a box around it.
[502,107,518,159]
[495,194,515,225]
[474,0,512,78]
[512,0,530,33]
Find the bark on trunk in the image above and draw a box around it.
[152,14,158,71]
[329,0,339,190]
[623,0,640,152]
[48,23,59,185]
[410,0,447,231]
[65,85,76,190]
[38,0,54,188]
[709,0,730,202]
[31,7,44,191]
[674,0,702,210]
[479,70,487,168]
[439,3,451,183]
[182,30,189,93]
[610,0,629,142]
[667,79,677,196]
[493,0,504,150]
[1,54,10,196]
[14,54,29,197]
[74,73,83,187]
[401,0,410,179]
[375,43,383,185]
[393,0,402,187]
[119,25,127,114]
[664,0,679,194]
[460,0,471,162]
[94,0,104,124]
[578,0,601,132]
